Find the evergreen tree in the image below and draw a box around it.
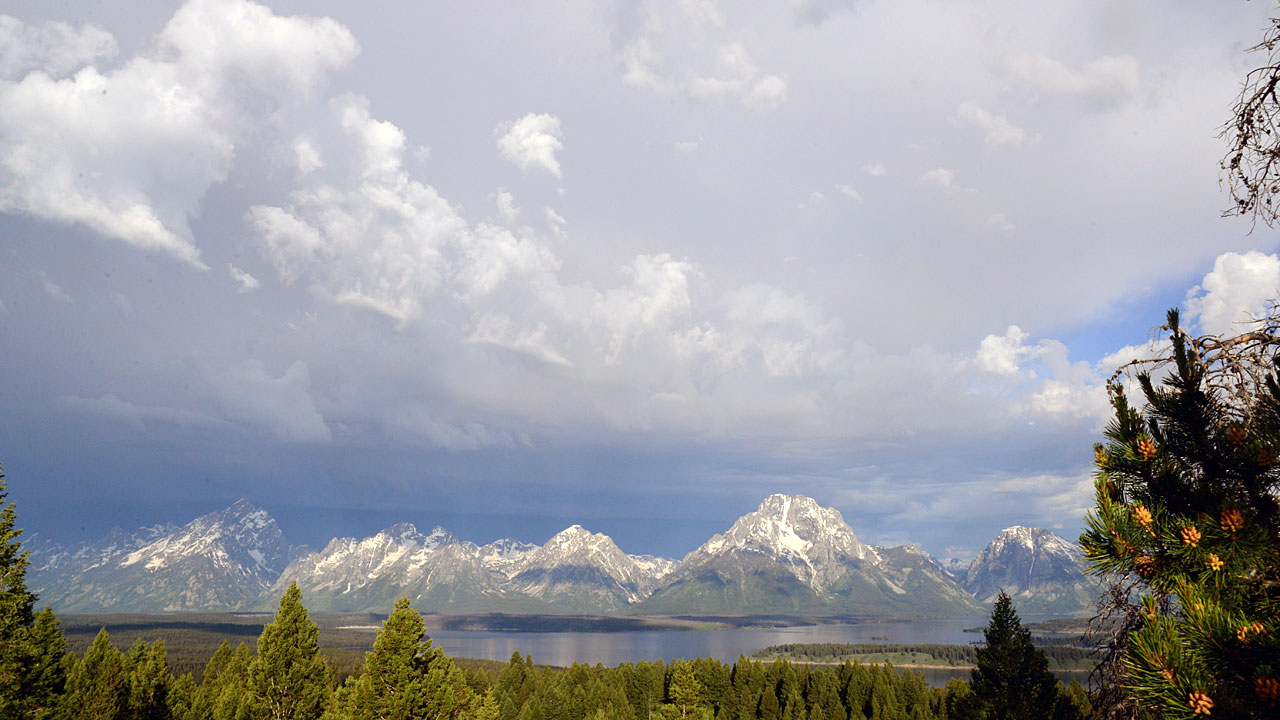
[64,628,129,720]
[26,606,68,720]
[660,661,712,720]
[1051,681,1089,720]
[969,592,1058,720]
[1081,308,1280,718]
[212,643,257,720]
[0,462,39,719]
[247,583,332,720]
[342,596,479,720]
[169,672,199,720]
[129,638,174,720]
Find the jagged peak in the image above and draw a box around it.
[223,498,263,516]
[549,524,602,541]
[421,526,458,548]
[378,522,424,544]
[215,499,275,530]
[757,493,823,513]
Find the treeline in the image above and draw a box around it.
[751,644,1097,670]
[7,585,1092,720]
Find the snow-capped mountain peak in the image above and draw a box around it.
[423,525,458,550]
[376,522,426,546]
[690,494,879,584]
[118,499,292,576]
[477,538,538,576]
[963,525,1095,613]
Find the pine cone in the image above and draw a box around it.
[1181,525,1202,547]
[1257,676,1280,706]
[1133,505,1154,528]
[1137,437,1158,461]
[1221,508,1245,533]
[1189,690,1214,716]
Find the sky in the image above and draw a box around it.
[3,0,1280,564]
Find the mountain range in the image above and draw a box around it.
[27,494,1098,617]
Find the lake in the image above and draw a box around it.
[416,617,1092,687]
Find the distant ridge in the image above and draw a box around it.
[29,495,1097,616]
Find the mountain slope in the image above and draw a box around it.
[508,525,669,613]
[638,495,981,617]
[37,499,298,611]
[964,526,1097,614]
[264,523,537,613]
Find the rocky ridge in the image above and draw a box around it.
[29,495,1096,616]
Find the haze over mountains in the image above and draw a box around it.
[28,495,1097,616]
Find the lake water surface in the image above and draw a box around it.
[419,617,1091,687]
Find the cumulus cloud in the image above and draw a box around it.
[616,1,787,109]
[1003,52,1140,108]
[955,101,1037,147]
[1184,251,1280,336]
[0,15,117,80]
[593,254,699,363]
[0,0,358,269]
[496,113,564,177]
[248,94,555,328]
[495,189,519,223]
[228,264,260,293]
[976,325,1037,376]
[862,163,887,176]
[918,167,957,190]
[837,184,862,203]
[292,137,323,174]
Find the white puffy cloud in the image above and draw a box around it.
[976,325,1035,376]
[1003,52,1140,108]
[616,1,787,109]
[592,254,699,363]
[0,15,117,80]
[228,264,260,293]
[496,113,564,177]
[862,163,887,177]
[918,167,957,190]
[292,137,323,174]
[0,0,358,269]
[956,101,1037,147]
[1184,251,1280,336]
[495,189,518,223]
[988,213,1016,235]
[837,184,862,202]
